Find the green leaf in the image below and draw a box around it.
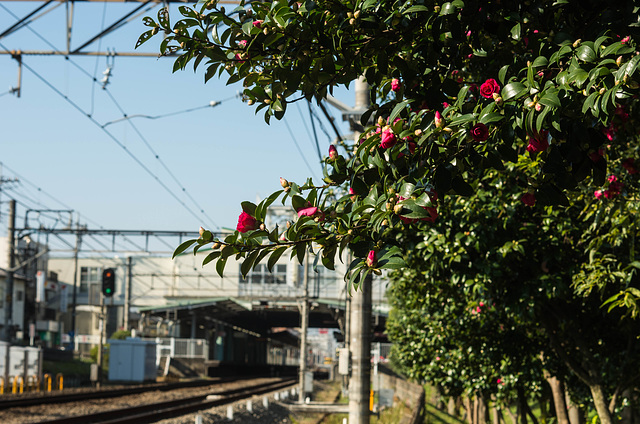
[241,249,261,278]
[296,243,306,265]
[389,100,412,123]
[403,5,429,14]
[531,56,549,68]
[241,201,258,217]
[502,82,527,101]
[202,250,221,266]
[498,65,509,86]
[135,30,155,49]
[216,257,227,278]
[268,246,288,272]
[378,256,406,270]
[173,239,197,259]
[576,45,596,63]
[538,92,561,108]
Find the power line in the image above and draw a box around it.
[0,4,219,229]
[282,117,319,178]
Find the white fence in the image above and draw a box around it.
[146,338,209,365]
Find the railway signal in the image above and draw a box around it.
[102,268,116,297]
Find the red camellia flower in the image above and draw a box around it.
[479,78,500,98]
[391,78,401,92]
[521,193,536,207]
[470,123,489,141]
[297,203,325,221]
[526,131,549,153]
[252,20,263,28]
[236,211,259,233]
[366,250,377,268]
[380,127,397,148]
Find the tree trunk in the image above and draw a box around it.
[464,397,474,424]
[478,395,488,424]
[546,375,570,424]
[505,403,519,424]
[566,390,584,424]
[518,388,528,424]
[448,397,459,417]
[589,383,613,424]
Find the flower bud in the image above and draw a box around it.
[535,103,543,112]
[599,87,605,94]
[286,221,291,228]
[260,223,266,231]
[572,39,581,48]
[616,56,623,67]
[394,204,403,215]
[354,10,361,19]
[199,226,205,237]
[382,219,389,226]
[329,145,338,160]
[527,101,536,108]
[212,242,221,249]
[280,177,290,188]
[434,111,444,128]
[366,250,377,268]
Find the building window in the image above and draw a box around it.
[16,290,23,302]
[240,264,287,285]
[80,267,101,293]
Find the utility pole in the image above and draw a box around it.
[124,256,132,331]
[299,251,310,402]
[70,226,81,352]
[2,200,16,342]
[348,76,372,424]
[96,292,105,389]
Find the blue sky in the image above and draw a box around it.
[0,1,355,253]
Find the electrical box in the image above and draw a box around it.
[108,338,156,382]
[338,348,350,375]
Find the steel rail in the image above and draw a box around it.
[35,378,296,424]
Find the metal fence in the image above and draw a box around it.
[146,338,209,364]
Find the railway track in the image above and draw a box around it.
[0,378,224,410]
[21,377,295,424]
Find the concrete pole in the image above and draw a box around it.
[349,76,372,424]
[299,252,309,402]
[124,256,132,331]
[2,199,16,342]
[97,293,105,388]
[70,229,81,352]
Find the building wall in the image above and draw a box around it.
[0,277,25,334]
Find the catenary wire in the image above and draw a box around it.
[0,3,218,229]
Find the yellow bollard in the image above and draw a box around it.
[12,376,24,394]
[56,373,63,391]
[370,389,374,411]
[0,377,4,395]
[43,373,52,392]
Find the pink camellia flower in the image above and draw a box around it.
[434,111,444,128]
[234,53,245,63]
[391,78,401,92]
[594,190,604,200]
[237,211,260,233]
[297,206,319,217]
[622,158,638,174]
[497,378,503,385]
[621,36,631,44]
[470,123,489,141]
[366,250,377,268]
[380,127,397,148]
[329,144,338,160]
[526,131,549,153]
[252,20,263,28]
[521,193,536,207]
[349,187,355,195]
[297,203,325,221]
[479,78,500,99]
[608,174,618,183]
[237,39,248,48]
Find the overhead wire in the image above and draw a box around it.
[307,101,323,163]
[281,117,318,178]
[89,0,109,117]
[0,162,147,252]
[0,3,219,230]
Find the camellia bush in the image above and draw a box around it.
[139,0,640,289]
[138,2,640,422]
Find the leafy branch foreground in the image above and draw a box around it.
[140,2,640,424]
